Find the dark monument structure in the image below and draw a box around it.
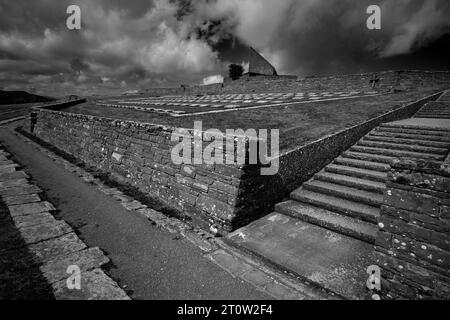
[236,46,296,81]
[246,47,278,76]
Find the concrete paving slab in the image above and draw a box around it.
[227,212,375,299]
[40,247,109,284]
[19,220,73,244]
[28,232,87,262]
[0,178,29,190]
[0,160,15,166]
[52,268,130,300]
[388,118,450,130]
[12,211,57,229]
[0,171,28,181]
[0,164,17,174]
[8,201,55,217]
[0,185,42,197]
[3,193,41,205]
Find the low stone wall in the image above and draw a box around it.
[375,158,450,299]
[144,70,450,96]
[26,107,283,233]
[275,91,442,192]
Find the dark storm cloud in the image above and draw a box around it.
[0,0,223,95]
[0,0,449,95]
[193,0,450,75]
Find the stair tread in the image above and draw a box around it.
[301,180,383,206]
[334,156,390,171]
[376,126,450,136]
[316,171,386,193]
[227,212,375,299]
[343,151,396,164]
[292,189,380,223]
[276,200,377,244]
[358,140,448,155]
[380,122,450,131]
[364,135,450,148]
[350,145,444,160]
[326,164,387,182]
[369,131,450,142]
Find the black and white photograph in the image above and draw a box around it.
[0,0,449,308]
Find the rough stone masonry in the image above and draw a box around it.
[375,158,450,299]
[25,108,283,233]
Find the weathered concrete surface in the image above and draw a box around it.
[388,118,450,130]
[0,178,28,190]
[227,213,375,299]
[8,201,55,217]
[19,220,73,244]
[3,193,41,206]
[12,211,56,229]
[28,232,87,262]
[52,268,130,300]
[40,247,110,284]
[0,171,28,181]
[0,185,42,197]
[206,249,328,300]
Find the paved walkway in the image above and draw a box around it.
[0,124,275,300]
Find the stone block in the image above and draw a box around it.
[52,268,129,300]
[40,247,109,284]
[19,220,73,244]
[196,195,234,221]
[28,232,87,262]
[12,212,57,229]
[8,201,56,217]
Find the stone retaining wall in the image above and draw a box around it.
[375,158,450,299]
[145,70,450,96]
[26,108,283,233]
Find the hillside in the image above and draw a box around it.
[0,90,54,105]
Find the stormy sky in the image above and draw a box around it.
[0,0,449,96]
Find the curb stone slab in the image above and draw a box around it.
[0,143,130,300]
[52,268,131,300]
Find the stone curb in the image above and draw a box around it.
[0,144,130,300]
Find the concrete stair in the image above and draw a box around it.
[275,201,377,244]
[315,171,385,193]
[415,102,450,119]
[300,180,383,207]
[285,121,448,244]
[349,145,444,160]
[368,131,450,143]
[226,114,450,300]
